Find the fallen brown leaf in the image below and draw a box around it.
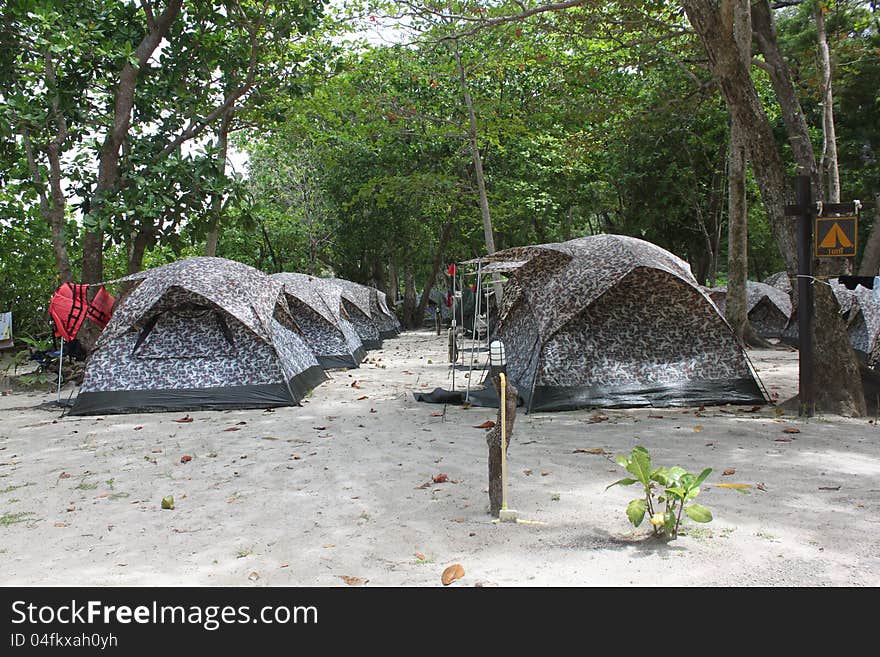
[722,468,736,476]
[351,381,362,389]
[441,564,465,586]
[415,552,426,561]
[433,473,449,484]
[473,420,496,429]
[573,448,608,455]
[180,455,193,463]
[357,395,368,400]
[262,436,279,441]
[224,427,241,432]
[133,426,143,431]
[58,472,71,479]
[174,415,194,423]
[693,425,704,432]
[783,428,801,434]
[775,437,792,442]
[339,575,367,586]
[588,415,610,423]
[54,522,68,527]
[430,412,443,417]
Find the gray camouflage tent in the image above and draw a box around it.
[326,279,384,348]
[273,272,365,369]
[376,291,402,337]
[707,281,793,338]
[488,235,765,411]
[71,257,327,415]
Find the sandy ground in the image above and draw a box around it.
[1,330,878,587]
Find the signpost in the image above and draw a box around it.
[785,177,862,417]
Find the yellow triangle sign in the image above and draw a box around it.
[819,222,853,249]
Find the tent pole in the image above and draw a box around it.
[466,260,482,402]
[57,337,64,403]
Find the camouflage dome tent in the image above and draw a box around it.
[70,257,327,415]
[376,291,402,337]
[326,279,383,348]
[488,235,766,412]
[272,272,366,369]
[707,281,793,338]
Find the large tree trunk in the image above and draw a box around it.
[725,0,755,344]
[684,0,864,416]
[815,2,840,204]
[727,118,752,340]
[858,194,880,276]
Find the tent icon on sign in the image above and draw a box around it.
[816,216,857,257]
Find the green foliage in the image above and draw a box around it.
[607,446,713,539]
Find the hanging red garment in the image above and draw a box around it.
[86,286,115,329]
[49,284,115,341]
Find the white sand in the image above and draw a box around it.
[1,331,878,586]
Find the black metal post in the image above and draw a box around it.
[796,175,814,416]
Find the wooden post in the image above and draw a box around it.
[796,175,815,416]
[487,373,517,516]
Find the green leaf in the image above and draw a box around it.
[665,486,686,500]
[614,454,628,467]
[626,498,647,527]
[693,467,712,488]
[626,447,653,486]
[605,477,638,490]
[685,504,713,523]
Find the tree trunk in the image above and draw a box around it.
[415,221,454,325]
[815,2,840,204]
[684,0,864,416]
[204,103,234,256]
[127,228,155,275]
[725,0,753,343]
[486,374,517,517]
[403,265,418,328]
[23,130,72,283]
[727,118,751,341]
[857,194,880,276]
[751,0,817,183]
[82,0,184,287]
[451,39,503,304]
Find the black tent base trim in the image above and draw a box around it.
[318,347,366,370]
[379,329,400,340]
[414,378,766,412]
[362,338,383,350]
[69,366,328,416]
[527,377,766,412]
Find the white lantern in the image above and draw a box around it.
[489,340,506,368]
